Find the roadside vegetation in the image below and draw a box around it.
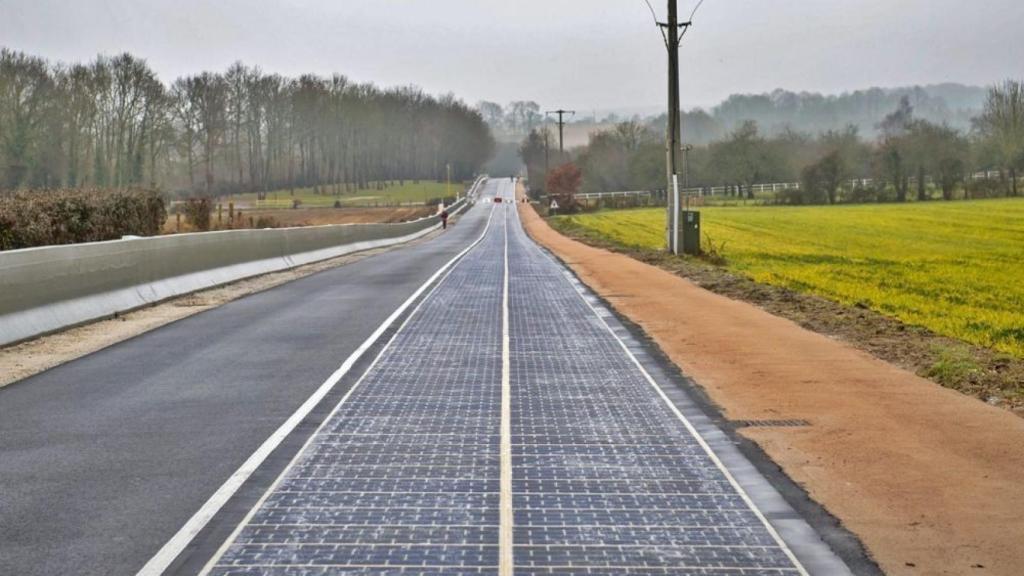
[0,189,164,250]
[0,48,493,249]
[550,203,1024,410]
[554,201,1024,356]
[521,82,1024,206]
[0,48,493,199]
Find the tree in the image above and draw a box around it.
[793,151,844,205]
[903,120,969,201]
[0,49,497,195]
[877,138,908,202]
[876,96,915,201]
[546,162,582,211]
[576,121,659,193]
[518,127,551,195]
[0,50,54,188]
[707,121,781,198]
[817,151,844,204]
[973,80,1024,196]
[476,101,504,130]
[187,72,228,194]
[507,101,541,135]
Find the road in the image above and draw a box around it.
[0,191,492,576]
[187,180,851,575]
[0,179,852,575]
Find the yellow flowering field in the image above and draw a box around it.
[554,199,1024,356]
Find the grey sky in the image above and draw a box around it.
[2,0,1022,112]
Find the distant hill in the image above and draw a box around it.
[491,84,990,150]
[640,83,989,144]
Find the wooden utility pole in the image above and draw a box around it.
[546,109,575,159]
[658,0,691,254]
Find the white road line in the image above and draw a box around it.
[499,185,514,576]
[136,191,494,576]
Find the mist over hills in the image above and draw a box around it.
[483,83,993,175]
[642,83,989,144]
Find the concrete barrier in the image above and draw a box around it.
[0,179,483,347]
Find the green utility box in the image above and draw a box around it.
[681,210,701,255]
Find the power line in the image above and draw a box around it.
[688,0,707,23]
[641,0,660,26]
[546,109,575,157]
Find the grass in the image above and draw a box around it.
[554,198,1024,357]
[227,180,463,209]
[925,345,982,387]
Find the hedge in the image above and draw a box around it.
[0,189,166,251]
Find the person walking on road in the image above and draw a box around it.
[440,209,449,230]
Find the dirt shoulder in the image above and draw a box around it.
[517,194,1024,576]
[0,228,442,390]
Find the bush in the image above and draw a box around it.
[546,163,583,213]
[965,178,1004,199]
[0,188,166,251]
[182,197,214,231]
[254,215,281,228]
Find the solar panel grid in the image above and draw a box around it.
[208,200,506,575]
[505,199,802,574]
[204,181,807,575]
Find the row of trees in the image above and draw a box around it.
[0,48,495,195]
[520,81,1024,206]
[475,100,543,139]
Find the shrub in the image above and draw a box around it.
[254,215,281,228]
[547,162,583,213]
[182,197,214,231]
[843,185,881,204]
[0,188,166,250]
[965,178,1004,199]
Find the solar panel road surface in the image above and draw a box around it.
[180,180,852,575]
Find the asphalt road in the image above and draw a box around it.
[0,188,495,576]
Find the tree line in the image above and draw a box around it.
[0,48,495,195]
[520,81,1024,206]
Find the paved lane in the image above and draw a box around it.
[203,191,506,576]
[199,179,850,575]
[0,189,494,576]
[505,193,806,574]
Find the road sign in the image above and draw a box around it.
[550,199,559,210]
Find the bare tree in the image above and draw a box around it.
[974,80,1024,196]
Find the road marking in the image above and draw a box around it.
[528,228,812,576]
[137,190,494,576]
[499,187,514,576]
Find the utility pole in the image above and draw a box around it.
[657,0,692,254]
[546,109,575,159]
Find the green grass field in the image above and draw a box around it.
[555,199,1024,356]
[229,181,462,209]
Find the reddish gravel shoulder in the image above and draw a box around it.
[517,193,1024,576]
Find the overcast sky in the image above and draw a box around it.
[2,0,1022,113]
